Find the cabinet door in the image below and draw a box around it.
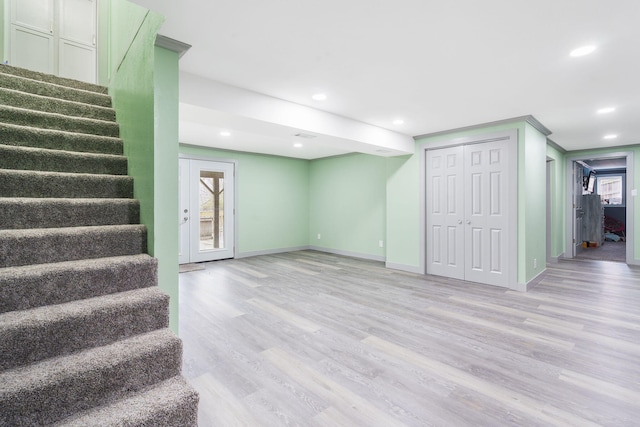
[59,0,96,46]
[10,25,54,74]
[11,0,53,34]
[59,39,96,82]
[58,0,97,83]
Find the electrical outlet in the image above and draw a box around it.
[317,233,321,240]
[379,240,384,248]
[533,258,537,269]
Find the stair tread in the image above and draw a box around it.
[53,376,198,427]
[0,167,132,179]
[0,253,154,279]
[0,72,112,107]
[0,104,119,137]
[0,64,108,94]
[0,286,166,327]
[0,328,179,388]
[0,329,182,426]
[0,287,168,371]
[0,86,116,121]
[0,196,136,203]
[0,223,146,237]
[0,168,134,199]
[0,143,126,160]
[0,254,157,314]
[0,225,147,268]
[0,143,128,175]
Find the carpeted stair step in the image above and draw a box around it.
[0,329,182,427]
[0,64,108,94]
[0,254,157,314]
[0,123,123,155]
[0,105,119,137]
[0,144,127,175]
[0,198,139,229]
[0,224,147,268]
[0,287,169,371]
[0,72,112,108]
[54,376,199,427]
[0,169,133,198]
[0,87,116,121]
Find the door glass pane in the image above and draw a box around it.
[199,170,225,251]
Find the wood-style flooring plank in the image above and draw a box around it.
[180,251,640,426]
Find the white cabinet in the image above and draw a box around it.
[9,0,96,83]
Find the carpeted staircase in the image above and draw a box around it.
[0,65,199,426]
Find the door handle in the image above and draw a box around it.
[458,220,462,224]
[466,220,471,225]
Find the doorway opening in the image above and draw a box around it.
[565,152,634,264]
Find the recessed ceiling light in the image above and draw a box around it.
[570,45,596,57]
[312,93,327,101]
[219,131,231,137]
[597,107,616,114]
[393,119,404,125]
[293,143,303,148]
[603,134,618,140]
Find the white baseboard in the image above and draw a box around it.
[307,246,385,262]
[385,262,422,274]
[236,246,310,259]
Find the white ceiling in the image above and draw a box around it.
[132,0,640,159]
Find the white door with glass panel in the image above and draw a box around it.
[179,159,235,264]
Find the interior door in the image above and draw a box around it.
[426,146,465,279]
[573,162,584,256]
[464,141,509,287]
[179,159,235,264]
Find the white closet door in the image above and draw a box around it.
[10,25,54,74]
[426,146,465,280]
[464,140,510,287]
[426,137,514,288]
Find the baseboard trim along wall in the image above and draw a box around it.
[385,262,422,275]
[307,246,386,262]
[236,246,310,259]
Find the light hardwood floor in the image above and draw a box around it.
[179,251,640,426]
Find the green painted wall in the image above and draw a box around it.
[309,153,387,259]
[567,145,640,264]
[108,1,149,80]
[546,144,566,259]
[108,1,178,327]
[1,0,7,63]
[519,123,547,282]
[179,145,310,255]
[153,46,180,332]
[385,155,420,268]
